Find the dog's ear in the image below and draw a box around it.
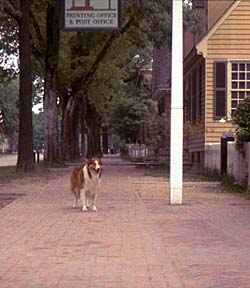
[85,157,92,165]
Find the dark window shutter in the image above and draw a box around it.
[214,62,227,119]
[192,69,197,124]
[198,64,202,120]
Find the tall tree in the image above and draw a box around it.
[30,0,60,165]
[17,0,34,172]
[4,0,34,172]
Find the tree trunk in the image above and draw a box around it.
[16,0,34,172]
[102,127,109,154]
[43,71,59,164]
[71,105,80,160]
[80,107,86,157]
[87,125,101,158]
[62,96,77,161]
[43,0,60,165]
[86,103,102,158]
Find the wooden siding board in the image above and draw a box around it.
[211,34,250,40]
[228,15,250,20]
[208,52,250,56]
[208,43,250,47]
[230,10,250,15]
[214,28,250,34]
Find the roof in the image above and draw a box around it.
[195,1,241,58]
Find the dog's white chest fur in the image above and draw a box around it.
[83,165,101,191]
[80,165,102,212]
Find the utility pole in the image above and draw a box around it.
[170,0,183,204]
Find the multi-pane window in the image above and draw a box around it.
[230,62,250,115]
[214,61,250,119]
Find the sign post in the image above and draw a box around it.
[63,0,121,31]
[170,0,183,205]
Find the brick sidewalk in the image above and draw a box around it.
[1,156,250,287]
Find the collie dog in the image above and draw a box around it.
[71,158,102,212]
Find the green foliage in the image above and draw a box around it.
[0,14,19,81]
[110,77,152,143]
[221,173,247,194]
[33,112,44,151]
[183,0,205,35]
[232,97,250,151]
[0,79,19,147]
[146,108,169,155]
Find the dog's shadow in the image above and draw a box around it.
[61,206,82,213]
[61,206,109,214]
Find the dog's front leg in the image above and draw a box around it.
[73,195,77,208]
[81,189,88,212]
[92,191,98,211]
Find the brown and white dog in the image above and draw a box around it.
[71,158,102,212]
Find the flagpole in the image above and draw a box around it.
[170,0,183,204]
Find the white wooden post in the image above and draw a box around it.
[170,0,183,204]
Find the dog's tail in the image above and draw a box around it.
[71,167,82,198]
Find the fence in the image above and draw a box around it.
[128,145,148,160]
[204,143,221,171]
[205,141,250,187]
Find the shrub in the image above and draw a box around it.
[232,97,250,151]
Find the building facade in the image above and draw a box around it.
[184,0,250,167]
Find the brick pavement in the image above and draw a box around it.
[1,156,250,287]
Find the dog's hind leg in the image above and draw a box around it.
[81,189,88,212]
[72,189,78,208]
[73,196,77,208]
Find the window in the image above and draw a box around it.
[229,62,250,116]
[214,62,227,119]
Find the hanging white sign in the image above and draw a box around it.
[63,0,121,30]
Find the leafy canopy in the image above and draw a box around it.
[0,79,19,145]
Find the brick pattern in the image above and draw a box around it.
[0,157,250,287]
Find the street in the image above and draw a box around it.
[0,156,250,287]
